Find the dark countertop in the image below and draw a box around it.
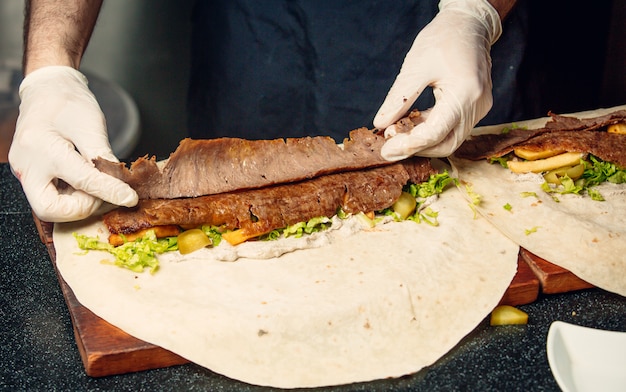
[1,162,625,391]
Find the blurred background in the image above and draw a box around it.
[0,0,625,162]
[0,0,193,161]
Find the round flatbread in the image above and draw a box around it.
[450,106,626,297]
[53,186,518,388]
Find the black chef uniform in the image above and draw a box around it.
[187,0,528,142]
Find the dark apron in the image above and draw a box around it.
[187,0,528,142]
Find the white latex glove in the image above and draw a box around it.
[373,0,502,160]
[8,66,138,222]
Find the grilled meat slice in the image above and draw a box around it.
[103,157,435,238]
[455,110,626,164]
[95,128,392,199]
[505,131,626,168]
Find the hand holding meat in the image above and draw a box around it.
[8,66,138,222]
[373,0,502,160]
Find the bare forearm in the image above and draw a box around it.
[23,0,103,75]
[488,0,517,20]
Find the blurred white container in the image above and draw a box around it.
[0,59,140,159]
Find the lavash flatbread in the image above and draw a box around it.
[53,186,518,388]
[450,105,626,297]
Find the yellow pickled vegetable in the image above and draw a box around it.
[392,192,417,220]
[507,152,584,174]
[543,163,585,185]
[608,122,626,134]
[514,148,564,161]
[490,305,528,326]
[177,229,212,254]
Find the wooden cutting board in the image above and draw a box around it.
[520,248,595,294]
[35,216,189,376]
[34,216,593,377]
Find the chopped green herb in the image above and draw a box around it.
[503,203,512,211]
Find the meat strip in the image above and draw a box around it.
[543,110,626,132]
[509,131,626,168]
[455,110,626,161]
[103,157,436,236]
[95,128,392,199]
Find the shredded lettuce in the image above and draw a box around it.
[283,216,332,238]
[409,206,439,226]
[525,226,540,235]
[262,229,282,241]
[73,230,177,274]
[260,216,333,241]
[586,187,605,201]
[408,172,456,224]
[465,185,482,206]
[501,123,526,134]
[539,155,626,200]
[582,154,626,186]
[336,207,349,220]
[489,156,510,168]
[406,170,457,199]
[541,175,583,196]
[201,225,223,247]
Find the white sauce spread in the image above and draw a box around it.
[160,214,379,263]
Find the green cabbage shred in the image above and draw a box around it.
[406,170,457,199]
[74,230,177,274]
[540,155,626,200]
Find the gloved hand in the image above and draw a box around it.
[373,0,502,160]
[8,66,138,222]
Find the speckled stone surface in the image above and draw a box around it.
[1,163,625,391]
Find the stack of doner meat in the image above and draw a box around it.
[94,112,436,246]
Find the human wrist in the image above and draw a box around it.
[23,52,79,75]
[19,66,88,98]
